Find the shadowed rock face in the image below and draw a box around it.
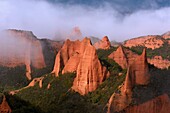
[124,94,170,113]
[94,36,111,50]
[126,49,150,86]
[52,38,110,95]
[124,35,166,49]
[0,95,12,113]
[0,29,46,80]
[107,49,150,113]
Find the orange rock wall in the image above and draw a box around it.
[94,36,111,50]
[52,38,110,95]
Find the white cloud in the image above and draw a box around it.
[0,0,170,41]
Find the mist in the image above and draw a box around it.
[0,30,46,69]
[0,0,170,41]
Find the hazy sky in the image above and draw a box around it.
[0,0,170,41]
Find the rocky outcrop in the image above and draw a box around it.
[126,49,150,86]
[124,94,170,113]
[10,76,45,95]
[109,46,170,70]
[52,38,110,95]
[0,95,12,113]
[108,46,128,69]
[108,46,138,69]
[162,31,170,39]
[72,43,110,95]
[28,77,44,88]
[148,56,170,69]
[0,29,46,80]
[107,49,150,113]
[94,36,111,50]
[52,39,82,76]
[124,35,166,49]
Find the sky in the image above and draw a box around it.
[0,0,170,41]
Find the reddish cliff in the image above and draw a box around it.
[52,38,110,95]
[107,49,150,113]
[109,46,170,70]
[0,29,46,80]
[108,46,128,69]
[94,36,111,50]
[52,39,82,75]
[108,46,138,69]
[72,43,110,95]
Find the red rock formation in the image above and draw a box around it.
[0,95,12,113]
[108,46,138,69]
[52,38,110,95]
[124,35,165,49]
[108,46,128,69]
[128,49,150,85]
[94,36,111,49]
[0,29,46,80]
[107,49,150,113]
[52,39,82,76]
[72,43,110,95]
[124,94,170,113]
[148,56,170,69]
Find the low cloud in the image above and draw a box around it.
[0,0,170,41]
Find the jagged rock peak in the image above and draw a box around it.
[52,37,92,76]
[52,37,110,95]
[72,44,110,95]
[108,46,128,69]
[107,48,150,113]
[94,36,111,50]
[125,48,150,87]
